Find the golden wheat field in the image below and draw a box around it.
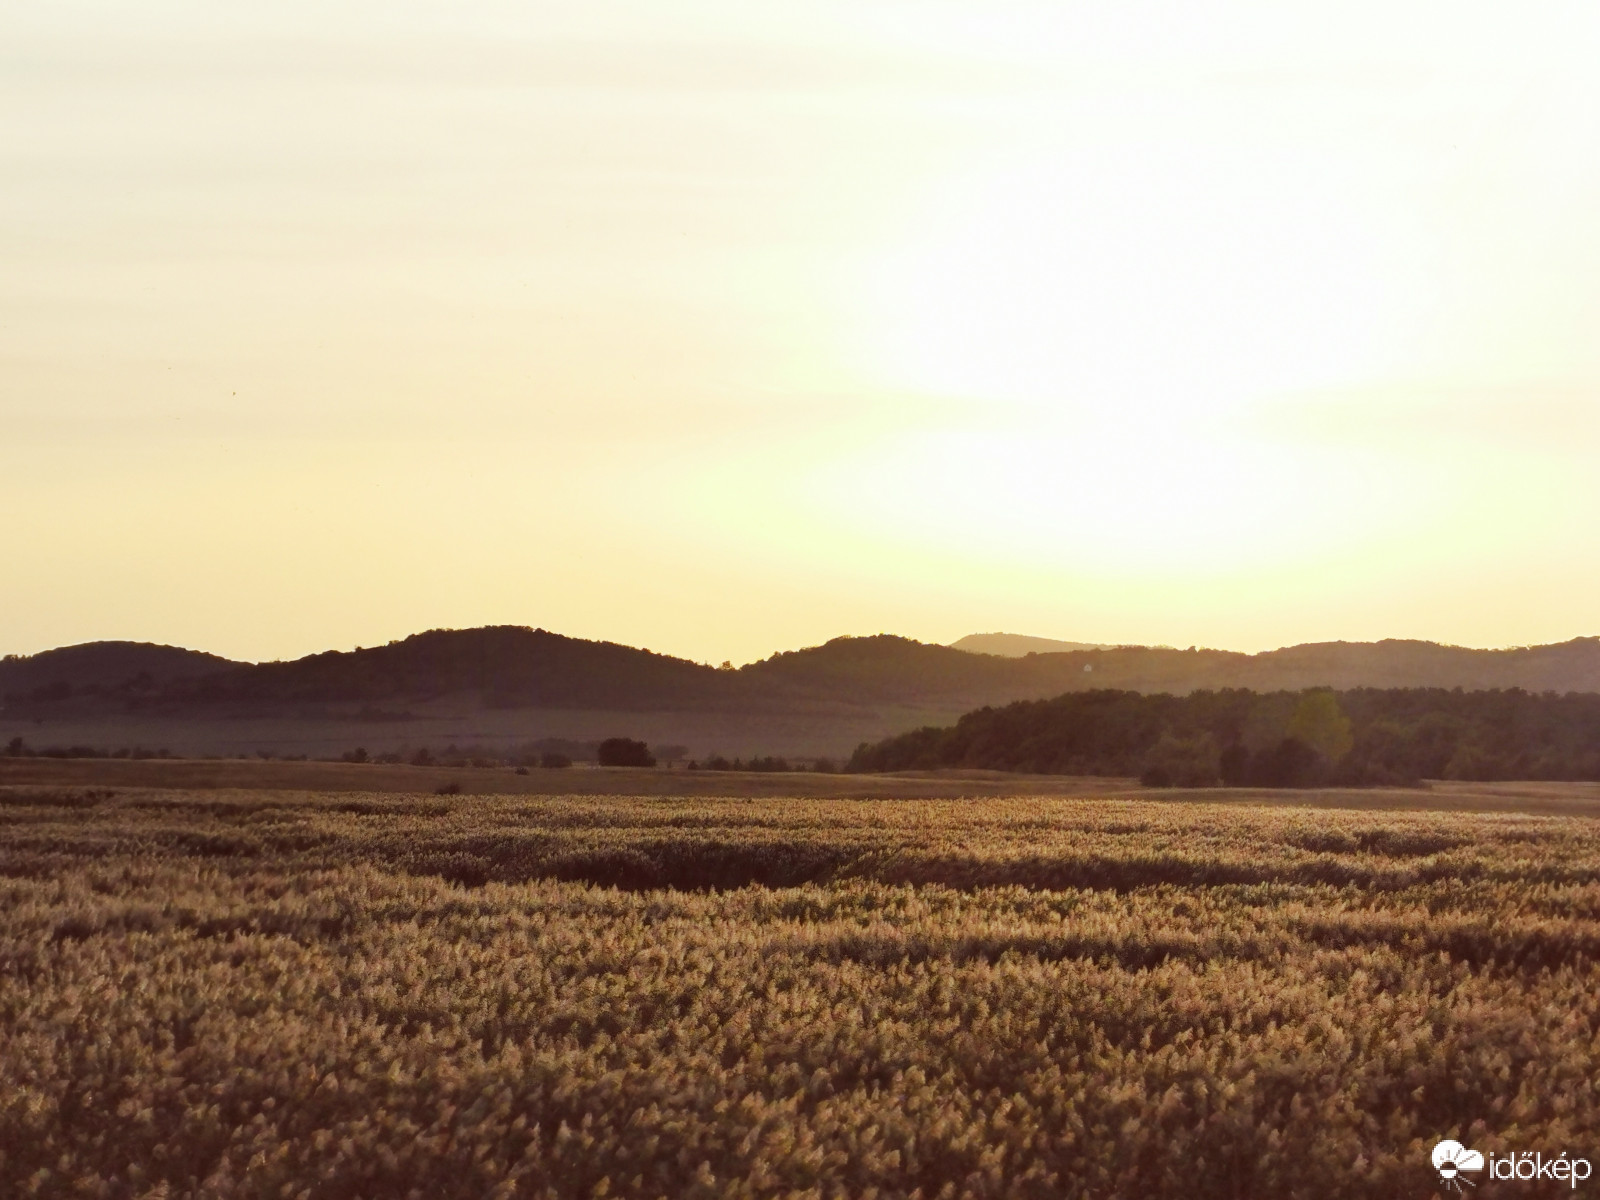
[3,781,1599,1199]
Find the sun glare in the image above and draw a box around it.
[827,133,1437,571]
[860,140,1418,421]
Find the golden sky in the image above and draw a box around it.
[6,1,1600,663]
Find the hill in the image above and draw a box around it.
[167,627,729,711]
[0,642,238,707]
[951,632,1109,655]
[10,629,1600,717]
[8,627,1600,761]
[742,634,1067,708]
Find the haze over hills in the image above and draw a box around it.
[950,633,1110,656]
[6,627,1600,760]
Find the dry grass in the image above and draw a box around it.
[0,755,1140,801]
[2,783,1598,1198]
[8,756,1600,814]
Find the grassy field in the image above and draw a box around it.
[0,696,982,762]
[3,775,1599,1197]
[8,755,1600,813]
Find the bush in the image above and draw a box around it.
[1139,734,1219,788]
[1219,743,1250,786]
[597,738,655,768]
[539,752,573,769]
[1249,737,1325,787]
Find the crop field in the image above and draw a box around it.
[3,781,1599,1198]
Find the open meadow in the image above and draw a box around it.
[3,766,1599,1198]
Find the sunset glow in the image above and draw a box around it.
[6,1,1600,661]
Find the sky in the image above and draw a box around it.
[6,1,1600,665]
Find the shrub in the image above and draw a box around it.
[597,737,655,768]
[1138,733,1219,788]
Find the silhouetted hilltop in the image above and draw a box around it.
[953,638,1600,697]
[170,627,727,711]
[743,635,1044,706]
[951,632,1109,656]
[7,628,1600,721]
[0,641,238,707]
[1236,638,1600,692]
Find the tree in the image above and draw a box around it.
[1287,690,1354,763]
[1249,737,1323,787]
[1139,733,1219,788]
[597,737,655,768]
[1219,743,1250,786]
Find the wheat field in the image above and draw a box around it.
[3,782,1598,1198]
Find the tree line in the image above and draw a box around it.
[846,686,1600,785]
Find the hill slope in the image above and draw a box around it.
[7,629,1600,726]
[0,642,239,704]
[169,627,730,711]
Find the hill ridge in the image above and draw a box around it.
[7,627,1600,723]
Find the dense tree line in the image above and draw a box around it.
[847,686,1600,785]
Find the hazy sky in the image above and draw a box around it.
[7,1,1600,664]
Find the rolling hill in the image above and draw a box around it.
[0,642,239,702]
[10,629,1600,717]
[7,627,1600,760]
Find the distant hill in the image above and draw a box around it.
[743,635,1058,707]
[7,628,1600,728]
[0,642,238,706]
[951,632,1110,656]
[159,629,1101,714]
[168,627,729,711]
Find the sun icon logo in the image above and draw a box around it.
[1431,1140,1485,1191]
